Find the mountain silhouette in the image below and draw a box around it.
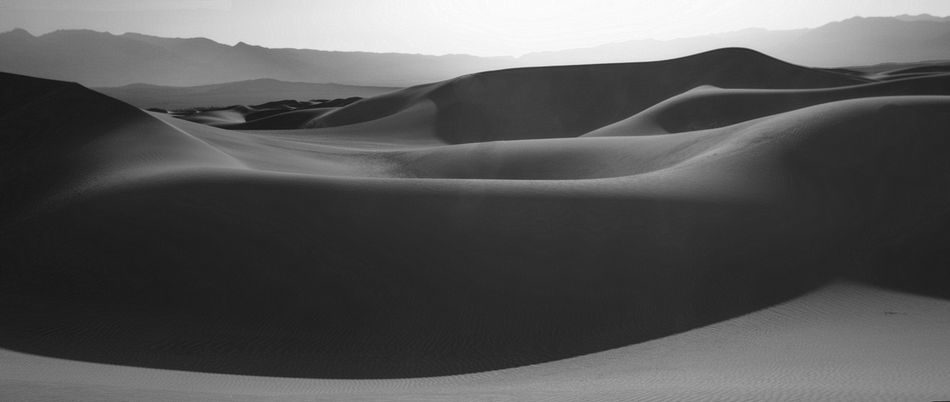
[0,15,948,89]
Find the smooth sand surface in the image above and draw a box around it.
[2,283,949,401]
[2,48,950,399]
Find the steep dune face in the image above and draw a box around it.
[0,74,242,223]
[2,50,950,382]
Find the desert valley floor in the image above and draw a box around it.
[2,48,950,401]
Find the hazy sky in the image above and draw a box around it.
[2,0,950,56]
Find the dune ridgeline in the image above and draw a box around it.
[2,48,950,383]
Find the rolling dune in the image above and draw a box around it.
[2,48,950,399]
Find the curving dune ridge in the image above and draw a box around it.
[2,48,950,399]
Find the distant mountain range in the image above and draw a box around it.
[1,14,948,87]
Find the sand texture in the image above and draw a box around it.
[2,48,950,400]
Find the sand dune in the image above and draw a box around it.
[310,48,866,143]
[3,282,949,401]
[2,48,950,399]
[95,78,397,110]
[584,73,950,136]
[167,98,363,130]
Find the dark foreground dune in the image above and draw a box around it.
[2,48,950,400]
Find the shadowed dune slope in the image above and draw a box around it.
[2,48,950,383]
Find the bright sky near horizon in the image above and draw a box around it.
[1,0,949,56]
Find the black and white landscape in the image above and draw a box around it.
[2,1,950,401]
[2,14,950,88]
